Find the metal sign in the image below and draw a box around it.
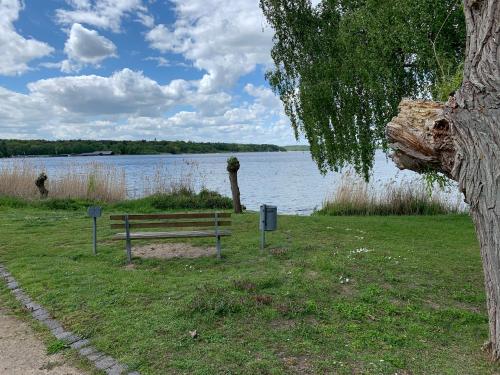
[87,206,102,218]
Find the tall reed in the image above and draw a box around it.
[0,160,126,202]
[141,160,204,196]
[0,159,209,203]
[0,160,39,198]
[318,173,464,216]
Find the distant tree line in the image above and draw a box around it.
[0,139,286,158]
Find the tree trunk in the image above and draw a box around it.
[387,0,500,359]
[35,173,48,199]
[227,157,243,214]
[229,172,242,214]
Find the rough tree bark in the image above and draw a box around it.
[35,173,48,199]
[227,157,243,214]
[386,0,500,359]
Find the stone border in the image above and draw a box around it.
[0,264,139,375]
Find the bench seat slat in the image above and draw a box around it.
[110,221,231,229]
[112,230,231,240]
[110,213,231,220]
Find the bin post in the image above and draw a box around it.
[260,204,266,251]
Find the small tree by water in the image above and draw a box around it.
[227,157,242,213]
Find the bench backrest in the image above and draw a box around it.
[110,212,231,231]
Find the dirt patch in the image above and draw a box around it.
[233,280,257,292]
[277,352,314,374]
[253,294,273,305]
[133,242,217,259]
[0,307,85,375]
[425,299,442,310]
[340,284,356,296]
[270,247,288,256]
[269,319,296,330]
[455,301,482,314]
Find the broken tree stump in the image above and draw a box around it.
[35,173,48,198]
[227,157,242,214]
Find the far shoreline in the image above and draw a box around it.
[1,149,301,159]
[0,139,294,159]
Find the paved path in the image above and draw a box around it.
[0,307,86,375]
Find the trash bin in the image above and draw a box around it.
[260,204,277,231]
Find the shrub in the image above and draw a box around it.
[150,189,232,210]
[38,198,97,211]
[0,196,28,208]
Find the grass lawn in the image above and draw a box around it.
[0,207,498,374]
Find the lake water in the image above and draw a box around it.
[2,151,433,214]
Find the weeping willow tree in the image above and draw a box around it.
[260,0,465,178]
[261,0,500,360]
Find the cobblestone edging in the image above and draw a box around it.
[0,264,139,375]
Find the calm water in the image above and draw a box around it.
[2,151,423,214]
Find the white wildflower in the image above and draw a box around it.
[350,248,372,255]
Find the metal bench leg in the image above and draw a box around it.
[125,214,132,264]
[216,235,221,259]
[126,238,132,264]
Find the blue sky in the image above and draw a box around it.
[0,0,305,145]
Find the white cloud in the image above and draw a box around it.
[0,0,54,76]
[136,11,154,28]
[1,0,294,144]
[0,68,294,144]
[62,23,117,72]
[0,86,63,139]
[144,56,170,67]
[39,62,63,70]
[56,0,150,32]
[27,68,188,116]
[244,83,282,116]
[146,0,274,93]
[188,91,232,117]
[145,24,176,52]
[0,0,299,145]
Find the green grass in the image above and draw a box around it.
[0,206,497,374]
[46,339,69,355]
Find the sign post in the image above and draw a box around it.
[87,206,102,255]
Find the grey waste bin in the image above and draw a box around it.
[260,204,277,231]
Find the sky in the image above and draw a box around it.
[0,0,312,145]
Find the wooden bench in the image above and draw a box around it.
[110,212,232,263]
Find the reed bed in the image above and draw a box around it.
[0,160,39,199]
[0,159,223,209]
[0,160,126,202]
[141,160,203,196]
[318,173,465,216]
